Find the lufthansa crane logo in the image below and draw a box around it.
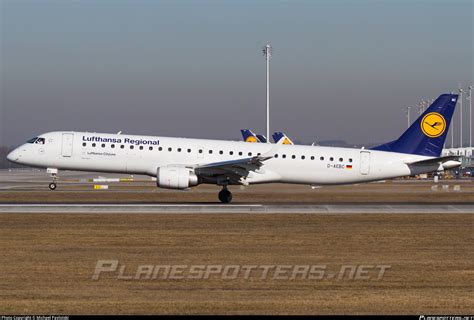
[421,112,446,138]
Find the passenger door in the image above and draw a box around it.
[360,151,370,175]
[61,133,74,157]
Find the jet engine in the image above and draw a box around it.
[157,166,199,189]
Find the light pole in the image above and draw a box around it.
[262,44,272,142]
[418,100,425,115]
[451,101,455,148]
[404,106,412,128]
[459,88,464,148]
[468,86,473,148]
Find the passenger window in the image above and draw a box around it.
[339,158,343,162]
[199,149,203,154]
[330,157,334,161]
[35,138,45,145]
[274,154,278,158]
[168,147,172,152]
[139,146,143,150]
[209,150,213,154]
[177,148,182,152]
[301,155,305,160]
[130,145,134,149]
[121,145,124,149]
[229,151,233,155]
[111,144,115,149]
[92,143,96,147]
[159,147,163,151]
[282,154,286,159]
[248,152,252,156]
[349,158,353,163]
[292,155,296,159]
[239,152,243,156]
[149,146,153,151]
[311,156,315,160]
[219,150,223,155]
[101,144,106,148]
[320,156,324,160]
[82,142,86,147]
[187,148,191,153]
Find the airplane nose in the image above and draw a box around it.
[6,149,19,163]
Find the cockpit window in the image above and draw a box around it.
[35,138,45,144]
[27,137,38,143]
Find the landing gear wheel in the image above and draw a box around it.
[218,188,232,203]
[49,182,57,191]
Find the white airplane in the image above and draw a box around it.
[7,94,461,203]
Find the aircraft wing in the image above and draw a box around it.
[194,155,272,185]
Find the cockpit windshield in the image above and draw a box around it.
[26,137,45,144]
[35,138,45,144]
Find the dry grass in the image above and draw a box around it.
[0,212,472,314]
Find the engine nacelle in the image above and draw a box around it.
[157,166,199,189]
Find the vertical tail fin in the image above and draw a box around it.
[273,132,294,145]
[256,134,267,143]
[241,129,259,143]
[371,93,458,157]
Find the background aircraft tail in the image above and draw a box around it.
[273,132,294,145]
[256,134,267,143]
[241,129,259,143]
[371,93,458,157]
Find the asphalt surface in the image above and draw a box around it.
[0,203,473,213]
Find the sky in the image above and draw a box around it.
[0,0,472,147]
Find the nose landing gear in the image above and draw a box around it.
[218,186,232,203]
[47,168,58,191]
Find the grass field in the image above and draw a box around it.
[0,212,472,314]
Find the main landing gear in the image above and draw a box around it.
[218,186,232,203]
[47,168,58,191]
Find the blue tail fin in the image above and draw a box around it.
[371,93,458,157]
[256,134,267,143]
[272,132,294,145]
[241,129,259,143]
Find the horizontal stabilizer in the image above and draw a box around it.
[406,155,462,170]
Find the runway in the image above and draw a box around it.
[1,203,473,213]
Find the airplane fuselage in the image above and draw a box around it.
[7,131,437,186]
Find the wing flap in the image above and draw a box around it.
[195,155,272,184]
